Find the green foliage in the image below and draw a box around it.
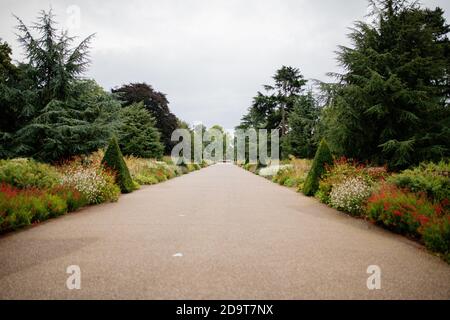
[1,11,120,162]
[14,80,120,162]
[51,185,88,212]
[273,167,295,185]
[388,161,450,202]
[303,139,333,196]
[367,182,450,259]
[282,93,320,159]
[102,137,135,193]
[237,66,311,157]
[125,156,200,185]
[423,217,450,259]
[243,163,259,173]
[0,158,60,189]
[367,184,441,238]
[0,39,37,158]
[112,83,180,154]
[317,157,374,204]
[0,183,69,232]
[322,1,450,169]
[118,102,164,159]
[15,10,94,105]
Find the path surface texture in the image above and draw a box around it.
[1,164,449,299]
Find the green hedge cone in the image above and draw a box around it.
[102,136,135,193]
[302,139,333,196]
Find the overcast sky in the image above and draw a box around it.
[1,0,449,129]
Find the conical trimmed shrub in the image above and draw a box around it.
[102,136,135,193]
[302,139,333,196]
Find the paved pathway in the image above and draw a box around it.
[0,164,449,299]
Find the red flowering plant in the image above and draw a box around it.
[316,157,373,204]
[0,183,69,233]
[367,183,448,240]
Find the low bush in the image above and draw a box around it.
[125,156,183,185]
[367,183,450,259]
[329,176,372,216]
[0,183,68,232]
[186,163,201,172]
[0,158,60,189]
[243,163,259,173]
[272,166,294,185]
[367,184,444,238]
[388,161,449,202]
[51,185,88,212]
[59,165,120,204]
[422,215,450,261]
[317,157,373,205]
[272,157,312,189]
[303,139,333,196]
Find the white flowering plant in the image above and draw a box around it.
[259,165,291,178]
[329,176,372,216]
[60,165,120,204]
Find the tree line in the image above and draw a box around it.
[0,10,182,162]
[238,0,449,170]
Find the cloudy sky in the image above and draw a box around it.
[1,0,449,129]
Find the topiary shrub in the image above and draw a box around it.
[302,139,333,196]
[102,137,135,193]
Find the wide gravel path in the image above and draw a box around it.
[1,164,449,299]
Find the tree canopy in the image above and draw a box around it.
[112,83,180,154]
[322,0,450,169]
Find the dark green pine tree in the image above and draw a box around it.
[13,80,121,161]
[102,136,135,193]
[323,0,450,169]
[4,10,121,162]
[0,39,38,158]
[282,92,320,159]
[118,102,164,159]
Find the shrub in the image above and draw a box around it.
[272,158,312,189]
[0,158,60,189]
[422,216,450,259]
[161,156,174,165]
[367,184,440,238]
[102,137,135,193]
[388,161,450,202]
[243,163,259,173]
[259,165,290,180]
[186,163,201,172]
[303,139,333,196]
[0,183,69,232]
[317,157,372,204]
[60,165,120,204]
[45,194,68,218]
[330,176,372,216]
[124,156,182,185]
[271,166,293,184]
[51,185,88,212]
